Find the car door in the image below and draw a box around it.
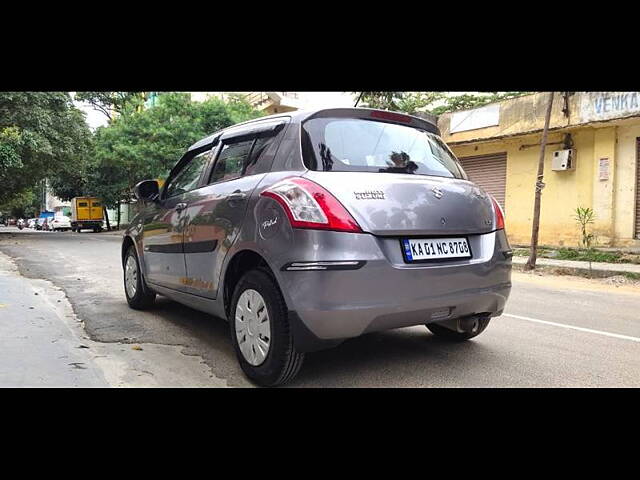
[181,120,288,299]
[142,148,212,290]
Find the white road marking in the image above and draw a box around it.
[503,313,640,343]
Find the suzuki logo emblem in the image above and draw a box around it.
[432,186,444,199]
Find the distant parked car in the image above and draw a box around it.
[27,218,37,229]
[36,218,46,230]
[50,215,71,231]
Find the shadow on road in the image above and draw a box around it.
[121,295,494,388]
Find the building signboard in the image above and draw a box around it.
[580,92,640,123]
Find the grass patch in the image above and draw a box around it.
[555,248,622,263]
[512,247,640,264]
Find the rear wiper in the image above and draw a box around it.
[378,161,419,175]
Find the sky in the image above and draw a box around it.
[69,92,109,130]
[73,99,109,130]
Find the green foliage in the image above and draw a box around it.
[429,92,531,115]
[355,92,531,115]
[574,206,596,248]
[74,92,145,121]
[0,92,93,206]
[89,93,262,208]
[0,185,40,218]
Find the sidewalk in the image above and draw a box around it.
[0,253,109,387]
[512,255,640,275]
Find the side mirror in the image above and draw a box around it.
[134,180,160,202]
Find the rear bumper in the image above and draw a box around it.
[271,229,512,346]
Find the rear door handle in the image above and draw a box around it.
[175,202,188,212]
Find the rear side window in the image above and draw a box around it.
[78,202,88,207]
[92,201,101,207]
[302,117,464,179]
[209,140,253,184]
[243,135,275,176]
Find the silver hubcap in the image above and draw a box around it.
[125,255,138,298]
[235,289,271,366]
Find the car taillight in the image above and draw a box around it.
[261,177,362,233]
[490,195,505,230]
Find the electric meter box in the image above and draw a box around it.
[552,149,575,171]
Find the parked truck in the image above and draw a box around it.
[71,197,104,233]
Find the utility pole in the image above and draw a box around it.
[525,91,555,270]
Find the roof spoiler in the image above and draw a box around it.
[303,108,440,135]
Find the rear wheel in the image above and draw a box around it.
[230,269,304,387]
[124,246,156,310]
[426,316,491,341]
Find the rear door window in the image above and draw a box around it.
[302,117,464,179]
[209,140,254,184]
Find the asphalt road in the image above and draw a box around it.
[2,227,639,387]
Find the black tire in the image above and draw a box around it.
[426,316,491,341]
[229,269,304,387]
[124,246,156,310]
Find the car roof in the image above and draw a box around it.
[187,107,439,152]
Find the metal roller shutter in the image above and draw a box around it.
[459,152,507,210]
[635,139,640,239]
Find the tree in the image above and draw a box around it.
[0,185,40,219]
[89,92,262,210]
[354,91,531,115]
[74,92,145,121]
[0,92,93,206]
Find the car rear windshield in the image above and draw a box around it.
[301,117,465,179]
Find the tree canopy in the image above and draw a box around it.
[89,92,262,208]
[73,92,146,121]
[0,92,93,207]
[356,92,531,115]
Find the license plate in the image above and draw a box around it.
[402,237,471,262]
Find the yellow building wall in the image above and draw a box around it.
[439,93,640,248]
[591,127,616,244]
[451,128,602,247]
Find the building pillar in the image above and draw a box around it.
[592,127,617,245]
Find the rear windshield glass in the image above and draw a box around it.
[302,117,464,179]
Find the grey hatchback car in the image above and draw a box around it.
[122,107,512,386]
